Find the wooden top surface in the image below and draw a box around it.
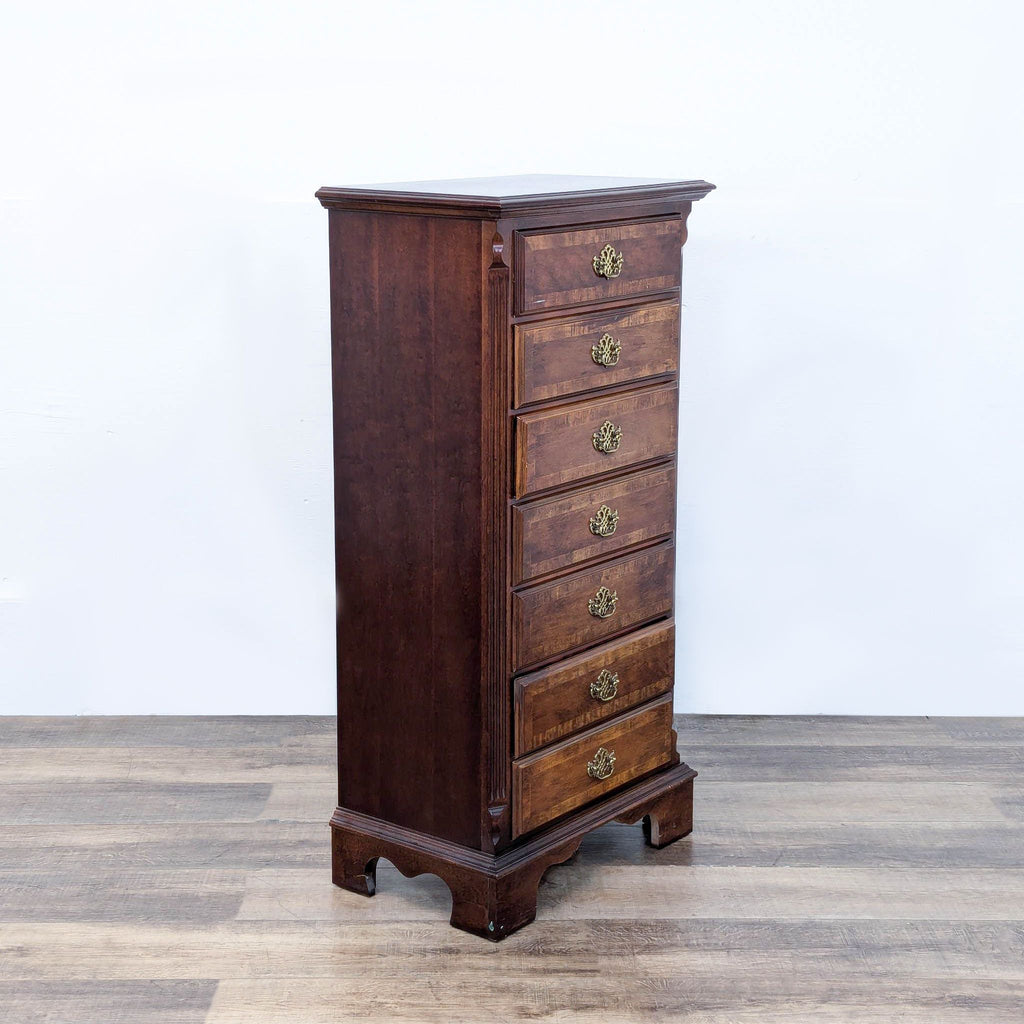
[315,174,715,218]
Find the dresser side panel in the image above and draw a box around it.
[329,210,484,848]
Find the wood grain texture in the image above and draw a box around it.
[513,299,679,406]
[514,620,675,754]
[511,542,674,669]
[0,715,334,747]
[315,175,715,220]
[481,226,513,851]
[512,695,678,836]
[317,181,706,923]
[515,217,683,313]
[328,766,692,940]
[512,463,676,584]
[327,210,484,848]
[2,714,1024,1021]
[330,808,583,939]
[515,382,678,496]
[202,977,1024,1024]
[0,981,217,1024]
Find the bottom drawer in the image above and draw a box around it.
[512,693,677,837]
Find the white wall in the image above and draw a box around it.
[2,0,1023,714]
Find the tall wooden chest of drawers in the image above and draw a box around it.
[316,174,714,939]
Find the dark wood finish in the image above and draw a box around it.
[515,218,683,314]
[514,620,675,755]
[318,176,710,939]
[515,382,678,497]
[331,807,581,940]
[512,463,676,584]
[482,227,514,852]
[327,210,484,849]
[512,695,678,836]
[514,299,679,406]
[316,174,716,219]
[626,772,695,847]
[512,542,674,670]
[331,758,695,939]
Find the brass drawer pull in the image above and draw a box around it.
[588,585,618,619]
[587,746,616,780]
[592,420,622,454]
[591,332,621,367]
[590,669,619,702]
[592,244,624,279]
[589,504,619,538]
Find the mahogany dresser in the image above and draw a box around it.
[315,174,715,939]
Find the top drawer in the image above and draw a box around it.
[514,218,683,315]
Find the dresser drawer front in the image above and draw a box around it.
[515,218,682,314]
[512,543,674,670]
[515,384,677,498]
[512,694,676,836]
[514,300,679,407]
[513,465,675,585]
[514,621,675,755]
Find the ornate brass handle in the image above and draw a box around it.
[592,244,624,279]
[590,669,619,702]
[587,746,616,780]
[589,504,619,538]
[592,420,622,454]
[588,585,618,619]
[591,333,621,367]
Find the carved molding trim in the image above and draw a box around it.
[483,228,512,851]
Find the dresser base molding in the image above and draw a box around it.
[330,761,697,941]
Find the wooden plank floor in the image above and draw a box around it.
[1,715,1023,1023]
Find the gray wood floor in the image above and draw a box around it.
[1,715,1023,1022]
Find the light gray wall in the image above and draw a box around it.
[2,1,1022,713]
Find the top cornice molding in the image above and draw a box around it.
[315,175,716,219]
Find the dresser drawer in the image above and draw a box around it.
[513,465,675,584]
[514,300,679,407]
[512,693,677,836]
[515,383,677,497]
[515,218,683,314]
[514,620,675,755]
[512,542,673,670]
